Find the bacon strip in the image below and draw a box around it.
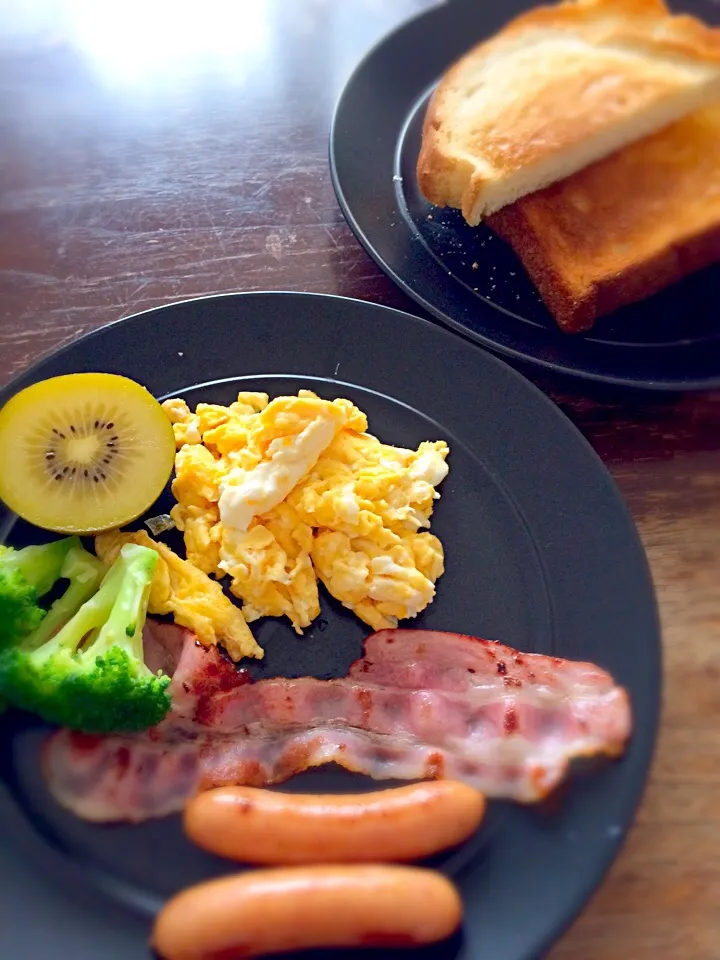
[43,624,632,822]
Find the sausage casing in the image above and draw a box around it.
[152,865,462,960]
[183,781,485,864]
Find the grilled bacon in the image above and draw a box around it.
[43,622,631,822]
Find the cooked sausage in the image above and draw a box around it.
[152,865,462,959]
[183,781,485,864]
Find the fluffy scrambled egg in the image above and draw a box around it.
[162,390,449,634]
[94,529,262,662]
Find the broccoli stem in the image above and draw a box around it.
[42,560,123,656]
[95,546,157,659]
[25,544,107,650]
[2,538,76,597]
[37,544,158,660]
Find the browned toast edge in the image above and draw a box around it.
[487,205,720,332]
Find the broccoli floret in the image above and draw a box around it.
[0,543,171,734]
[0,538,81,647]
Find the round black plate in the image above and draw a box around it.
[329,0,720,390]
[0,292,660,960]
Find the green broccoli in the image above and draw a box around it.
[0,538,83,647]
[0,543,171,734]
[24,539,107,648]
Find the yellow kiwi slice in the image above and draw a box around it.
[0,373,176,534]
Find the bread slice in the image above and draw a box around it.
[417,0,720,225]
[486,104,720,332]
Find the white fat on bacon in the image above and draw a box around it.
[42,621,631,822]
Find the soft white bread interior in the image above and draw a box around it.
[417,0,720,224]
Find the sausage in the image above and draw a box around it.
[151,865,462,959]
[183,781,485,864]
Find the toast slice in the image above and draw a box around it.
[417,0,720,225]
[486,104,720,332]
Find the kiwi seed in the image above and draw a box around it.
[29,405,139,494]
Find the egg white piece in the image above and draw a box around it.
[219,414,340,532]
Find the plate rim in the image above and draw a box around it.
[0,291,663,960]
[328,3,720,392]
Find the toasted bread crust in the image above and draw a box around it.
[417,0,720,224]
[506,0,720,64]
[487,105,720,331]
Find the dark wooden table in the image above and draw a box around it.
[2,1,719,957]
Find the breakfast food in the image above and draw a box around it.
[43,624,631,821]
[0,373,175,533]
[184,782,485,864]
[417,0,720,225]
[164,390,448,633]
[488,103,720,331]
[0,360,632,960]
[151,865,463,959]
[0,367,638,960]
[95,529,261,662]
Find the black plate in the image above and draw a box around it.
[329,0,720,390]
[0,292,660,960]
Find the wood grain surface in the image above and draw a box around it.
[1,1,719,957]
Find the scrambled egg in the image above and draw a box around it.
[162,390,449,634]
[94,529,262,662]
